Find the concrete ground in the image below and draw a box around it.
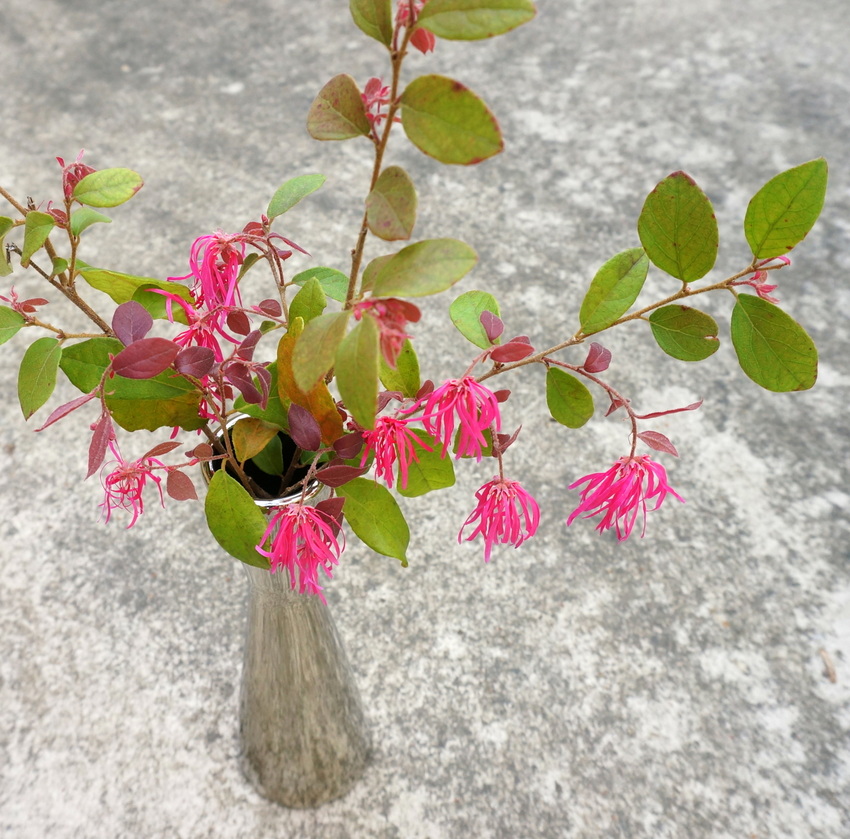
[1,1,848,837]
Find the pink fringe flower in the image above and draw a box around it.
[361,415,432,489]
[100,442,165,528]
[353,297,421,367]
[255,504,344,603]
[459,477,540,562]
[56,150,96,199]
[410,376,501,461]
[566,454,684,541]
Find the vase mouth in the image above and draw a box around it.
[200,413,323,508]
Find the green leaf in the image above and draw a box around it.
[366,166,418,241]
[232,418,281,462]
[73,168,144,208]
[204,470,271,568]
[336,478,410,564]
[289,276,327,324]
[335,316,379,430]
[449,290,501,348]
[401,75,503,165]
[379,338,421,398]
[18,337,62,419]
[744,158,828,259]
[251,434,284,476]
[371,238,478,298]
[637,171,719,282]
[307,74,372,141]
[292,311,351,391]
[0,216,14,276]
[291,267,350,303]
[362,254,393,294]
[349,0,393,45]
[418,0,536,40]
[0,306,26,346]
[730,294,817,392]
[267,174,326,219]
[130,286,189,325]
[69,208,112,236]
[59,337,122,392]
[648,305,720,361]
[397,431,455,497]
[579,248,648,334]
[546,367,594,429]
[51,257,69,277]
[20,211,55,267]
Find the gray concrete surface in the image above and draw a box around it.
[1,1,848,837]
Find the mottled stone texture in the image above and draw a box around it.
[1,1,848,837]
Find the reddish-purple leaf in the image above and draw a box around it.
[112,337,180,379]
[377,391,403,411]
[188,443,214,460]
[256,298,283,317]
[227,310,252,336]
[495,425,521,453]
[35,389,97,432]
[174,346,216,378]
[333,431,365,460]
[637,430,679,457]
[416,380,434,399]
[634,400,703,420]
[237,329,262,360]
[254,365,271,410]
[112,300,153,347]
[493,389,511,403]
[479,310,504,343]
[143,440,182,459]
[605,396,627,417]
[225,363,261,404]
[315,463,369,488]
[583,342,612,373]
[315,496,346,536]
[86,412,113,478]
[288,403,322,452]
[166,469,198,501]
[490,341,535,363]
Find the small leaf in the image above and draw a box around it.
[86,413,113,478]
[18,336,62,419]
[490,340,534,362]
[288,403,322,452]
[637,172,719,282]
[349,0,393,45]
[744,158,828,259]
[291,267,350,303]
[112,300,153,346]
[166,470,198,501]
[111,337,180,379]
[449,290,501,348]
[582,342,611,373]
[579,248,648,334]
[335,316,379,430]
[730,294,818,392]
[70,208,112,236]
[336,478,410,564]
[232,418,282,462]
[418,0,536,40]
[291,311,351,391]
[366,166,418,241]
[648,306,720,362]
[379,338,420,398]
[637,431,679,457]
[371,238,478,298]
[289,276,327,325]
[397,431,455,497]
[35,389,98,432]
[0,306,26,346]
[73,168,144,208]
[307,74,372,141]
[204,470,271,568]
[267,174,326,219]
[546,367,594,429]
[401,75,503,165]
[0,216,14,275]
[21,211,55,266]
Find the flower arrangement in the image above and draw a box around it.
[0,0,827,605]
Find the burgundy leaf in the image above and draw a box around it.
[242,221,264,235]
[605,396,628,417]
[21,297,50,311]
[174,346,216,378]
[257,298,283,317]
[415,380,434,400]
[583,342,612,373]
[288,403,322,452]
[35,390,97,432]
[188,443,214,460]
[377,391,403,411]
[493,389,511,403]
[495,425,521,453]
[637,430,679,457]
[634,400,703,420]
[509,334,531,344]
[166,469,198,501]
[315,496,346,535]
[86,412,113,479]
[225,363,261,404]
[112,300,153,347]
[254,365,272,410]
[479,311,504,343]
[315,463,369,488]
[143,440,182,459]
[112,337,180,379]
[333,431,365,460]
[236,329,262,360]
[227,310,252,336]
[490,341,535,363]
